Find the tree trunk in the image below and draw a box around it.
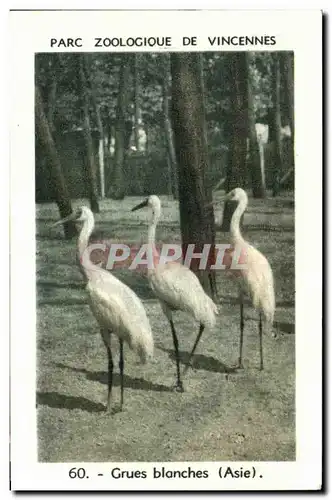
[84,54,106,199]
[163,56,178,199]
[145,126,149,155]
[124,119,133,152]
[171,53,217,299]
[108,56,131,199]
[45,54,62,135]
[282,52,295,169]
[104,117,113,190]
[134,54,140,151]
[47,79,57,134]
[35,86,77,239]
[197,54,218,298]
[272,53,283,197]
[247,52,266,198]
[78,56,100,213]
[98,136,105,199]
[106,119,112,151]
[222,53,248,231]
[166,156,173,196]
[198,54,209,152]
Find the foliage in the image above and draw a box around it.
[36,51,285,144]
[251,52,274,121]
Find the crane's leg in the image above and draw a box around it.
[119,339,124,410]
[169,320,184,392]
[183,323,204,376]
[106,345,113,412]
[238,298,244,369]
[100,328,114,413]
[259,313,264,370]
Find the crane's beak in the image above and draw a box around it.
[51,212,77,227]
[204,196,225,209]
[131,199,149,212]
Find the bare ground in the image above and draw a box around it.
[36,194,295,462]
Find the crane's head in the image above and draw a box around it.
[205,187,248,209]
[131,195,161,218]
[52,206,93,227]
[224,187,248,204]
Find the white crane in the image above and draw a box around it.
[211,187,275,370]
[132,195,218,391]
[53,206,154,412]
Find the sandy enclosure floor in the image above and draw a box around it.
[36,195,295,462]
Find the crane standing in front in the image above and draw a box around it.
[211,188,275,370]
[53,206,154,412]
[132,195,218,392]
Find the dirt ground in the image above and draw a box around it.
[36,194,295,462]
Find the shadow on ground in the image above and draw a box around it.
[274,321,295,334]
[37,391,105,413]
[54,363,174,393]
[157,345,237,374]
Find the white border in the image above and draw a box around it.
[2,1,10,498]
[5,0,331,10]
[9,8,322,492]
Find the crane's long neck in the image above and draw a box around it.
[147,210,161,274]
[230,198,247,244]
[78,215,94,257]
[77,213,98,280]
[148,208,162,248]
[148,217,157,247]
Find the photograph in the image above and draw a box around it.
[35,50,296,463]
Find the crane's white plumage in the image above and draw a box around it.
[86,274,153,364]
[237,242,275,326]
[148,262,218,329]
[53,206,153,411]
[216,187,275,369]
[132,195,218,391]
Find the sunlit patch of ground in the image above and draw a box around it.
[36,194,295,462]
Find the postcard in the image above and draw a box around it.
[9,8,322,492]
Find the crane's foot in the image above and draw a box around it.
[105,403,113,414]
[104,404,123,415]
[183,362,193,376]
[173,381,184,393]
[227,364,244,374]
[105,395,122,415]
[259,364,264,371]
